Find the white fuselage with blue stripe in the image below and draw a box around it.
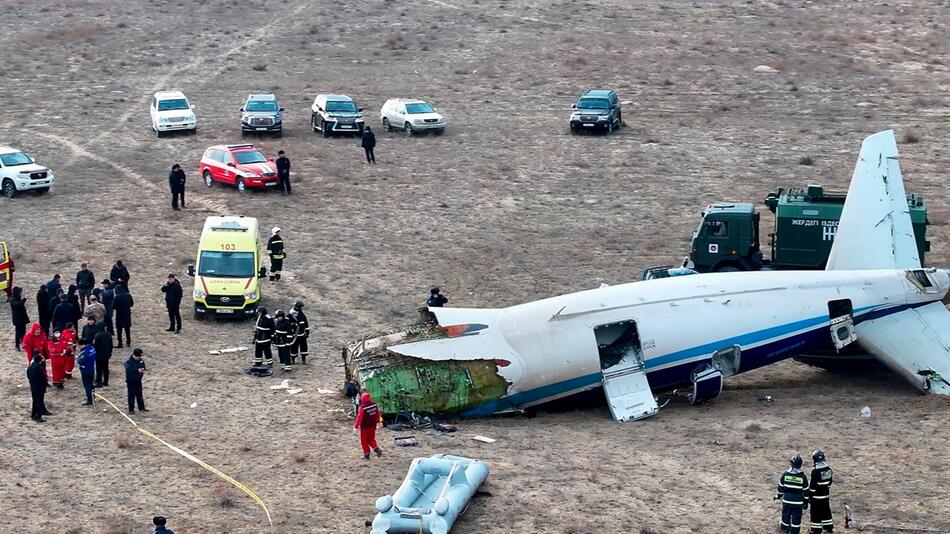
[445,268,948,416]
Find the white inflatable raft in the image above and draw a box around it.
[371,454,490,534]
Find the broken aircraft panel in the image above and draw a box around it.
[343,323,512,415]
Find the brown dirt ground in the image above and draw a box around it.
[1,0,949,532]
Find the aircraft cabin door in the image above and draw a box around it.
[828,299,857,351]
[594,320,658,422]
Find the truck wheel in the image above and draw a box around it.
[405,123,414,136]
[322,120,331,138]
[606,121,614,135]
[2,179,16,198]
[383,117,391,132]
[237,178,246,193]
[203,171,214,188]
[311,115,319,132]
[715,263,741,273]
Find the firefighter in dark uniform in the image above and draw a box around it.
[267,227,285,282]
[290,300,310,365]
[273,310,295,371]
[252,307,275,367]
[808,450,834,533]
[285,309,298,364]
[776,454,809,534]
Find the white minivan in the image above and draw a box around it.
[380,98,445,135]
[150,90,197,137]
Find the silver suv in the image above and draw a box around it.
[310,94,364,137]
[241,94,284,137]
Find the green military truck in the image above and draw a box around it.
[686,184,929,273]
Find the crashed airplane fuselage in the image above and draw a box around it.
[344,130,950,421]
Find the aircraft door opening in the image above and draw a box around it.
[828,299,857,351]
[594,320,658,422]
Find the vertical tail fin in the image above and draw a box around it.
[825,130,920,271]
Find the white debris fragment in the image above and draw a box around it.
[317,388,335,394]
[472,435,496,443]
[855,101,875,107]
[753,65,779,73]
[860,406,871,418]
[190,402,198,408]
[287,388,303,395]
[209,346,249,355]
[270,379,291,390]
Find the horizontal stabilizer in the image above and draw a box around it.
[826,130,921,271]
[856,302,950,395]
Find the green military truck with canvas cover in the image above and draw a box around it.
[685,184,929,273]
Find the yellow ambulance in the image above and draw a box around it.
[0,241,12,298]
[187,216,266,318]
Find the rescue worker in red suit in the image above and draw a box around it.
[23,323,49,363]
[353,392,383,460]
[48,331,69,388]
[61,323,77,379]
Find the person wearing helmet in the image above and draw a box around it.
[273,309,295,372]
[289,300,310,365]
[808,450,834,533]
[267,227,285,282]
[252,307,275,367]
[776,454,809,534]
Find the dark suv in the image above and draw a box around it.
[569,89,621,134]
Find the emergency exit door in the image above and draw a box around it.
[828,299,857,351]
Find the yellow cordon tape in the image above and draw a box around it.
[95,392,275,532]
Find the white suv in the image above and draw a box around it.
[150,90,197,137]
[0,146,55,198]
[380,98,445,135]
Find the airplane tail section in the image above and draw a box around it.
[826,130,921,271]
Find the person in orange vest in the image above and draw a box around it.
[61,322,78,380]
[48,330,69,388]
[23,323,49,363]
[353,392,383,460]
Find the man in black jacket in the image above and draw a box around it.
[93,327,113,387]
[124,348,147,414]
[110,260,131,290]
[36,284,52,336]
[10,287,29,350]
[75,263,96,313]
[169,163,186,211]
[27,351,51,422]
[161,273,182,333]
[113,285,134,348]
[361,126,376,164]
[52,290,76,333]
[275,150,291,195]
[80,315,100,347]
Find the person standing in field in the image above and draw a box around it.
[353,392,383,460]
[28,351,51,422]
[113,284,134,348]
[169,163,187,211]
[124,348,148,414]
[75,263,96,313]
[275,150,291,195]
[36,284,52,336]
[161,273,182,333]
[361,126,376,164]
[10,286,29,350]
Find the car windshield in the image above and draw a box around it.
[246,100,278,112]
[326,100,357,112]
[405,102,434,114]
[198,251,255,278]
[158,98,190,111]
[0,151,32,166]
[576,98,609,110]
[234,150,268,164]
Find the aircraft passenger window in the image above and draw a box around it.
[705,221,727,238]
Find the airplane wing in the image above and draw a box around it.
[826,130,921,271]
[856,302,950,395]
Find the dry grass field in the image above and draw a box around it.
[1,0,949,532]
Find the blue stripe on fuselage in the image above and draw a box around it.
[460,302,916,417]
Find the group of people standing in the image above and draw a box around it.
[776,450,835,534]
[251,300,310,372]
[11,261,152,421]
